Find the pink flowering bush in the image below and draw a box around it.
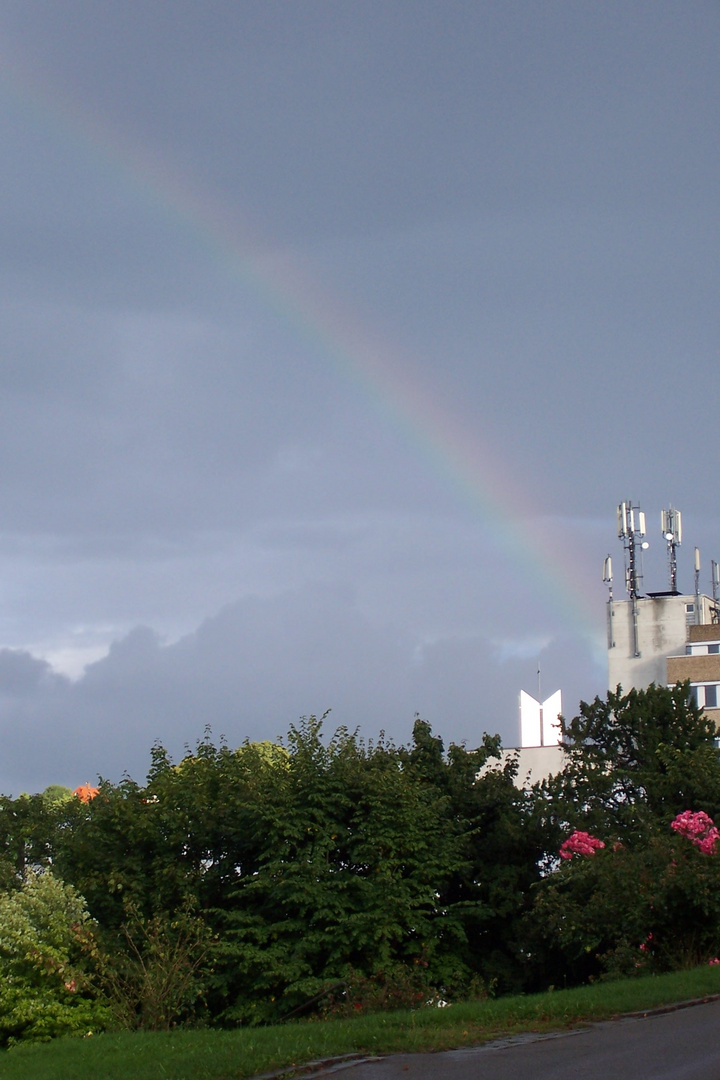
[670,811,720,854]
[559,830,605,860]
[529,811,720,983]
[639,932,653,954]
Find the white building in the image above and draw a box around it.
[495,689,564,788]
[608,591,716,692]
[606,501,720,725]
[501,502,720,787]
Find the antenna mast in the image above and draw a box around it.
[695,547,701,624]
[618,500,647,599]
[712,560,720,624]
[602,554,614,647]
[617,500,648,657]
[661,507,682,594]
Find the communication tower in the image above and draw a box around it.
[603,555,614,648]
[617,501,649,657]
[617,500,648,599]
[661,507,682,594]
[607,500,720,694]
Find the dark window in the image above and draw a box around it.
[705,685,718,709]
[709,644,720,654]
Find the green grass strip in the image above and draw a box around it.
[3,966,720,1080]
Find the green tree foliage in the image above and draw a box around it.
[209,717,548,1020]
[400,720,548,993]
[0,870,109,1045]
[541,682,720,842]
[0,791,72,891]
[2,684,715,1033]
[40,785,74,806]
[53,733,286,929]
[93,903,214,1030]
[215,717,468,1023]
[524,683,720,987]
[528,826,720,985]
[44,717,543,1022]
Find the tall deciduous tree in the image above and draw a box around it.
[216,717,467,1023]
[542,682,720,842]
[402,719,549,992]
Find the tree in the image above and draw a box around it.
[216,717,466,1023]
[401,719,550,992]
[522,684,720,988]
[527,814,720,985]
[541,682,720,843]
[0,792,65,890]
[53,734,282,931]
[0,870,109,1044]
[92,902,214,1031]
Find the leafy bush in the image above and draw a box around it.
[94,903,214,1030]
[0,870,110,1045]
[320,959,435,1017]
[528,814,720,984]
[4,686,718,1035]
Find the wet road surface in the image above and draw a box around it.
[310,998,720,1080]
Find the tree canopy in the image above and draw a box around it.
[1,683,719,1039]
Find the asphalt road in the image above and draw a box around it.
[312,999,720,1080]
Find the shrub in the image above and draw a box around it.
[528,812,720,985]
[0,870,110,1045]
[94,903,214,1030]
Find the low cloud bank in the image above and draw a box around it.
[0,583,603,795]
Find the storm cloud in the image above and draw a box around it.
[0,1,717,792]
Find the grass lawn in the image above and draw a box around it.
[2,966,720,1080]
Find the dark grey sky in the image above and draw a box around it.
[0,1,717,793]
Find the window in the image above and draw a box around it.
[705,685,718,709]
[709,644,720,654]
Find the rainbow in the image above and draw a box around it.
[0,48,601,640]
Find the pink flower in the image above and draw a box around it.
[671,811,720,853]
[709,958,720,966]
[559,830,606,860]
[639,932,653,954]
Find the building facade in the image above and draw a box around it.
[608,592,717,692]
[606,500,720,716]
[666,623,720,728]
